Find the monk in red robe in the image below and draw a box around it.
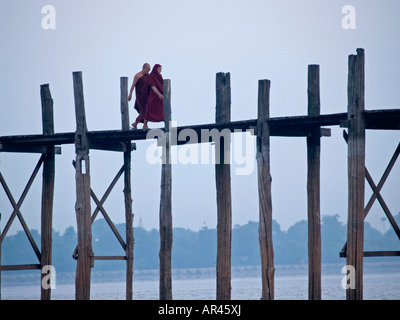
[143,64,164,129]
[128,63,151,129]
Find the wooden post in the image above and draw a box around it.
[159,79,172,300]
[40,84,55,300]
[346,48,365,300]
[257,79,274,300]
[215,72,232,300]
[120,77,134,300]
[73,71,93,300]
[306,65,321,300]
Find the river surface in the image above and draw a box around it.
[1,263,399,300]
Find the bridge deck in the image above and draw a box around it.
[0,109,398,153]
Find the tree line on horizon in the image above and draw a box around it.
[1,213,400,273]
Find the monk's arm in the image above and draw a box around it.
[128,74,140,101]
[151,86,163,100]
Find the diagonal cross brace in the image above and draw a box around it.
[0,155,44,262]
[72,161,127,259]
[364,167,400,239]
[342,130,400,253]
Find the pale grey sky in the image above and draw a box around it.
[1,0,400,236]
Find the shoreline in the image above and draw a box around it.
[2,261,399,287]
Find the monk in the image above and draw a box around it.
[128,63,151,129]
[143,64,164,130]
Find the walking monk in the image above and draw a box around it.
[143,64,164,130]
[128,63,151,129]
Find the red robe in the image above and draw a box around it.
[134,74,149,123]
[145,64,164,122]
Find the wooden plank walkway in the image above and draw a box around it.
[1,110,399,153]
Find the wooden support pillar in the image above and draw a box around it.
[215,72,232,300]
[159,79,173,300]
[306,65,321,300]
[346,48,365,300]
[257,79,274,300]
[73,71,93,300]
[40,84,55,300]
[120,77,134,300]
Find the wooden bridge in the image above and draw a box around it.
[0,48,399,300]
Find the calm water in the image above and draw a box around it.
[2,270,400,300]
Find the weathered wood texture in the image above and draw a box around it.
[306,65,321,300]
[340,132,400,258]
[0,264,41,271]
[0,156,44,270]
[159,79,173,300]
[363,143,400,236]
[121,77,134,300]
[70,161,126,260]
[215,72,232,300]
[40,84,55,300]
[346,48,365,300]
[73,71,93,300]
[257,79,274,300]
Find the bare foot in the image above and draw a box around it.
[131,122,137,130]
[142,124,149,130]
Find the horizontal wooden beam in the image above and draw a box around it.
[1,110,398,150]
[0,264,41,271]
[340,110,400,130]
[0,144,61,154]
[364,109,400,130]
[93,256,127,260]
[340,251,400,258]
[89,140,136,152]
[270,112,347,128]
[0,132,75,145]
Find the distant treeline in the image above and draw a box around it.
[2,214,400,272]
